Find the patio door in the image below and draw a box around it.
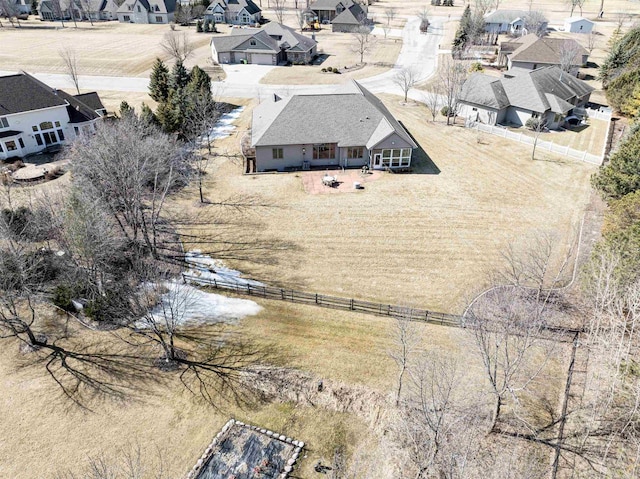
[373,153,382,168]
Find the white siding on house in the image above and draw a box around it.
[564,18,593,33]
[459,103,505,125]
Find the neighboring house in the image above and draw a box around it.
[500,34,588,73]
[116,0,176,24]
[10,0,30,15]
[38,0,119,21]
[0,72,106,160]
[484,10,530,35]
[331,2,368,32]
[458,66,594,130]
[203,0,261,25]
[310,0,362,24]
[251,80,418,172]
[211,23,317,65]
[564,16,594,33]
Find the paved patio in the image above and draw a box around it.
[302,168,382,194]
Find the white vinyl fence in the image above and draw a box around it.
[467,109,613,166]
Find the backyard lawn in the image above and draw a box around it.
[172,94,596,313]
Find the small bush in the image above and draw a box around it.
[334,69,341,74]
[469,61,484,72]
[525,117,545,130]
[321,67,327,72]
[196,20,203,32]
[52,284,76,312]
[441,106,452,117]
[326,66,333,72]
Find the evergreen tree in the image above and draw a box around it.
[592,126,640,200]
[155,98,181,134]
[140,103,157,126]
[118,101,134,119]
[452,6,471,58]
[149,58,170,103]
[187,65,212,99]
[170,61,191,91]
[30,0,38,14]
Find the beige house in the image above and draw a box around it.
[500,34,589,73]
[251,81,417,172]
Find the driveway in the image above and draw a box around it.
[0,15,444,101]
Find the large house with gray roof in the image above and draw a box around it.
[458,66,594,129]
[203,0,261,25]
[251,81,418,172]
[499,34,588,73]
[116,0,175,23]
[38,0,119,21]
[309,0,368,31]
[211,23,317,65]
[0,72,105,161]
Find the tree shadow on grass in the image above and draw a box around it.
[399,121,441,175]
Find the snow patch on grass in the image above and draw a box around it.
[184,250,265,287]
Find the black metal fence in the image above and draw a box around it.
[181,274,465,328]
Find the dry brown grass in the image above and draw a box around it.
[175,95,595,313]
[0,20,216,77]
[508,117,608,154]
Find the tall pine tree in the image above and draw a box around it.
[452,5,472,58]
[170,61,191,91]
[187,65,212,100]
[149,58,170,103]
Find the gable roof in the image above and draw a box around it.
[509,34,588,65]
[331,3,366,25]
[117,0,175,14]
[251,80,417,149]
[309,0,353,11]
[459,66,594,114]
[0,72,105,122]
[484,9,529,24]
[564,16,594,24]
[262,22,317,52]
[212,29,279,53]
[219,0,261,14]
[0,73,68,116]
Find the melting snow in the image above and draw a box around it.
[199,106,245,144]
[184,250,265,287]
[147,281,262,326]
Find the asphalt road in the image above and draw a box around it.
[0,15,445,100]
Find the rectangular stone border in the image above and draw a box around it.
[185,419,305,479]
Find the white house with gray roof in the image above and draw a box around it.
[211,23,317,65]
[251,81,418,172]
[116,0,175,23]
[203,0,261,25]
[484,9,548,35]
[458,66,594,129]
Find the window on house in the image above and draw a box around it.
[32,125,38,132]
[4,141,17,151]
[272,148,283,159]
[74,126,80,135]
[0,117,8,129]
[155,15,162,21]
[35,134,43,146]
[250,39,257,45]
[347,147,363,159]
[155,5,159,11]
[18,138,24,148]
[40,121,54,130]
[137,5,141,12]
[313,143,336,160]
[531,112,539,119]
[379,148,411,167]
[54,121,61,127]
[57,129,65,141]
[123,14,131,20]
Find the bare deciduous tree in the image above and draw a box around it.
[296,8,306,31]
[272,0,286,24]
[59,46,81,94]
[586,30,597,54]
[558,41,582,74]
[383,7,396,39]
[0,0,23,27]
[438,57,467,125]
[388,314,421,406]
[527,116,547,160]
[423,86,441,122]
[522,10,547,37]
[351,25,373,64]
[393,67,418,103]
[566,0,586,17]
[161,31,194,64]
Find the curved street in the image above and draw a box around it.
[0,15,444,100]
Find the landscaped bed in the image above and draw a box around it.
[188,419,304,479]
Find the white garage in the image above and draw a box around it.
[564,17,594,33]
[250,53,276,65]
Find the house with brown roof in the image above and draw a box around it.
[0,72,105,160]
[251,81,417,172]
[499,34,589,73]
[458,66,594,130]
[211,23,317,65]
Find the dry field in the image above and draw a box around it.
[0,19,219,77]
[510,117,609,154]
[173,95,595,313]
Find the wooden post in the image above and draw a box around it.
[350,299,354,310]
[281,289,285,300]
[315,293,318,304]
[213,278,217,288]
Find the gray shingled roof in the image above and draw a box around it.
[262,22,317,52]
[252,81,416,149]
[460,66,594,114]
[484,9,529,24]
[225,0,260,14]
[0,73,67,116]
[331,4,365,25]
[212,29,279,53]
[458,73,510,110]
[309,0,353,11]
[509,34,588,64]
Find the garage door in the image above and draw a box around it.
[250,54,274,65]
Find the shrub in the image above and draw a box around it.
[196,20,203,32]
[334,69,341,74]
[52,284,76,312]
[440,106,452,117]
[326,66,333,72]
[470,61,484,72]
[321,67,327,72]
[525,117,545,130]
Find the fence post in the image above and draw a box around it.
[565,145,570,156]
[315,293,318,304]
[182,273,186,284]
[387,305,391,316]
[425,311,429,322]
[281,289,285,300]
[263,286,266,297]
[247,284,251,295]
[213,278,217,288]
[350,299,354,310]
